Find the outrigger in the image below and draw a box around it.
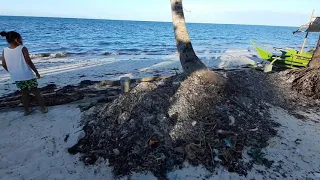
[251,10,320,70]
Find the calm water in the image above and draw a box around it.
[0,16,318,59]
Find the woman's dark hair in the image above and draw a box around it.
[0,31,22,44]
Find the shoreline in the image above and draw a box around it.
[0,54,257,97]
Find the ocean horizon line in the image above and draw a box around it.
[0,14,298,28]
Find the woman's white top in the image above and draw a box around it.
[3,45,35,82]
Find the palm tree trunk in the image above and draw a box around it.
[170,0,207,74]
[309,35,320,68]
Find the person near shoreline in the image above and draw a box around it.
[1,31,47,116]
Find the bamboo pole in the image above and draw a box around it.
[300,9,315,53]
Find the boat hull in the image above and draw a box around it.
[251,41,312,68]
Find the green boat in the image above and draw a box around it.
[251,10,320,69]
[251,41,313,68]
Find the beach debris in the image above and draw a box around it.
[228,115,235,125]
[294,138,302,145]
[69,70,283,179]
[84,156,98,165]
[224,139,233,147]
[287,67,320,99]
[249,128,259,132]
[148,139,159,148]
[247,148,274,168]
[174,147,184,154]
[113,149,120,156]
[295,148,303,156]
[313,170,320,178]
[185,144,197,161]
[0,76,170,110]
[41,136,49,140]
[77,131,86,141]
[214,156,222,162]
[0,82,121,109]
[120,77,131,93]
[64,134,70,142]
[217,130,236,136]
[268,140,277,147]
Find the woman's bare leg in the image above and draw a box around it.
[30,88,47,112]
[21,88,30,114]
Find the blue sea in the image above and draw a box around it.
[0,16,319,59]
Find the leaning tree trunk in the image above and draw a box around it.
[170,0,207,74]
[309,35,320,68]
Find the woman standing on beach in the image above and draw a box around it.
[1,31,47,116]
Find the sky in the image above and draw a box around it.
[0,0,318,26]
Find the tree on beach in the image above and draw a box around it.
[170,0,224,88]
[309,36,320,68]
[170,0,207,74]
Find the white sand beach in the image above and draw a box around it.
[1,55,320,180]
[1,0,320,178]
[0,104,319,180]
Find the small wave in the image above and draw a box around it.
[98,42,111,46]
[102,52,125,56]
[30,52,69,59]
[101,52,168,56]
[225,49,250,53]
[103,52,141,56]
[102,52,113,56]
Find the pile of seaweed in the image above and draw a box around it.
[69,70,280,179]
